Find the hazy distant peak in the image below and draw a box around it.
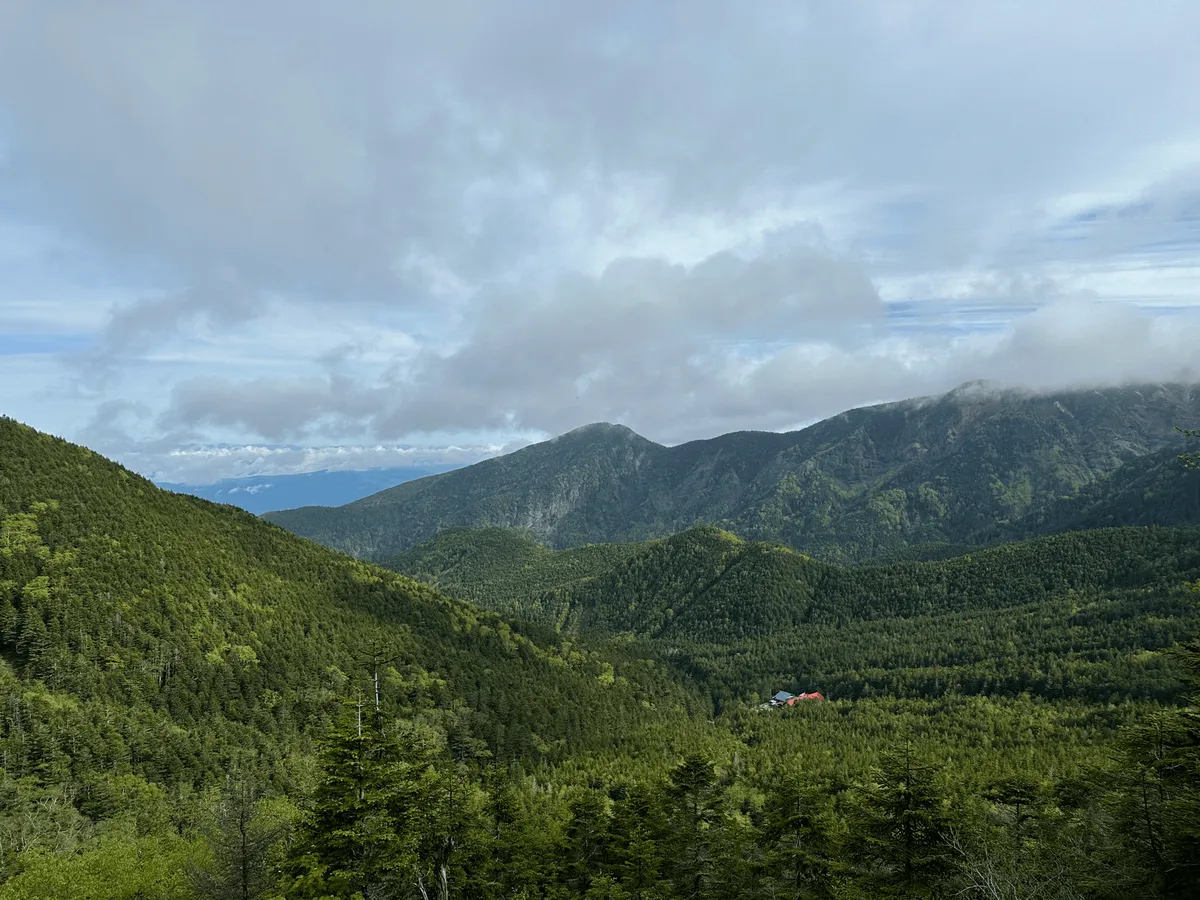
[945,379,1011,398]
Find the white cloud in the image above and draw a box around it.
[0,1,1198,480]
[132,442,509,485]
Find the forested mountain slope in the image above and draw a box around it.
[1,417,1199,899]
[0,417,704,790]
[268,381,1200,561]
[391,523,1200,707]
[387,526,642,631]
[981,442,1200,540]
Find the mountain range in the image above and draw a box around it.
[2,410,1199,896]
[266,381,1200,562]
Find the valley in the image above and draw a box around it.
[0,394,1197,898]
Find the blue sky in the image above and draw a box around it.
[1,0,1199,484]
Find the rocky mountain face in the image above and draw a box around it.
[265,382,1200,561]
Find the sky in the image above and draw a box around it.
[1,1,1199,485]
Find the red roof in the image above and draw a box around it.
[786,692,826,705]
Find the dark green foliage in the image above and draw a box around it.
[268,382,1200,562]
[281,710,455,899]
[758,774,841,900]
[393,523,1200,711]
[564,790,612,895]
[386,527,641,630]
[0,414,1199,898]
[851,744,957,898]
[977,443,1200,542]
[1100,637,1200,899]
[608,784,668,900]
[1180,427,1200,471]
[663,755,724,900]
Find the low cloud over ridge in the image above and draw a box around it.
[1,1,1199,479]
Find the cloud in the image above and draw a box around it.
[2,1,1200,479]
[75,271,269,375]
[161,289,1200,447]
[5,1,1200,302]
[161,236,883,437]
[165,375,379,441]
[127,442,511,485]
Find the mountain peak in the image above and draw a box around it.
[555,422,643,442]
[267,382,1200,559]
[946,379,1008,398]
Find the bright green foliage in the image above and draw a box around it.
[0,415,706,791]
[0,834,196,900]
[0,412,1198,898]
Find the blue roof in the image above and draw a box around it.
[773,691,795,701]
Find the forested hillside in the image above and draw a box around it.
[0,417,713,886]
[0,417,703,770]
[0,416,1198,899]
[267,382,1200,561]
[981,443,1200,541]
[387,527,642,629]
[392,523,1200,707]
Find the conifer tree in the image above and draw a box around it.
[852,743,956,898]
[281,704,447,900]
[1112,638,1200,898]
[760,775,841,899]
[664,755,724,900]
[564,790,611,895]
[192,776,289,900]
[608,783,668,900]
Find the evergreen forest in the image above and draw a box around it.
[0,414,1198,899]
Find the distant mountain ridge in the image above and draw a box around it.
[160,464,460,514]
[265,382,1200,561]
